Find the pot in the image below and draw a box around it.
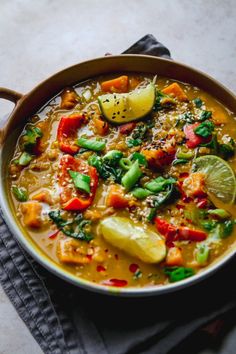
[0,54,236,297]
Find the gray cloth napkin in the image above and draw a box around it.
[1,34,236,354]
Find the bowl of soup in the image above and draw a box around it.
[0,55,236,296]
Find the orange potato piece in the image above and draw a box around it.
[166,247,184,266]
[93,117,109,136]
[32,190,52,205]
[182,172,205,198]
[106,184,129,209]
[21,201,42,228]
[162,82,188,102]
[60,89,78,109]
[101,75,128,93]
[57,238,91,264]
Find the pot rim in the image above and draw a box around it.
[0,54,236,297]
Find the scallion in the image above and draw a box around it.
[119,158,132,171]
[132,188,153,199]
[69,170,91,194]
[121,160,142,191]
[77,137,105,151]
[18,152,33,166]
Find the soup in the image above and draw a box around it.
[8,73,236,288]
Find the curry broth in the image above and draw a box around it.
[8,74,236,288]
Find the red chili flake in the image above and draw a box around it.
[97,265,106,272]
[197,199,208,209]
[105,249,109,253]
[102,279,128,287]
[176,204,185,210]
[179,172,189,179]
[114,254,119,260]
[48,230,59,239]
[86,255,92,261]
[129,263,139,273]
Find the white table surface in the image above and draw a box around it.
[0,0,236,353]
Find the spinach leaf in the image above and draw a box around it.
[49,210,93,242]
[194,120,214,138]
[164,266,194,282]
[12,187,28,202]
[193,98,203,108]
[23,126,43,152]
[153,90,176,111]
[199,110,212,121]
[88,154,123,183]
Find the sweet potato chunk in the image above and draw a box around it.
[57,238,91,264]
[166,247,184,266]
[101,75,128,93]
[60,89,78,109]
[32,190,52,205]
[162,82,188,102]
[21,201,42,228]
[182,172,206,198]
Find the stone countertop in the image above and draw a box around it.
[0,0,235,353]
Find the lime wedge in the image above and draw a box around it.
[98,83,155,124]
[193,155,236,204]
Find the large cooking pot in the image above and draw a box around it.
[0,55,236,297]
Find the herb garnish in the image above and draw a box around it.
[49,210,93,242]
[194,120,214,138]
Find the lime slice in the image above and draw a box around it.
[98,83,155,124]
[193,155,236,204]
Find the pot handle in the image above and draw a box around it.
[0,87,23,146]
[0,87,23,103]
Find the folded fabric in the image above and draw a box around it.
[1,34,236,354]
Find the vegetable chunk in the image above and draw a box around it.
[162,82,188,102]
[21,201,42,228]
[57,238,91,264]
[100,216,166,263]
[101,75,129,93]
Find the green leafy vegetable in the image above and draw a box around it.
[49,210,93,242]
[193,98,203,108]
[103,150,123,165]
[127,123,147,147]
[147,184,178,221]
[179,112,195,124]
[199,110,212,121]
[133,269,142,280]
[12,186,28,202]
[145,176,176,193]
[219,143,235,159]
[88,154,123,182]
[69,170,91,194]
[23,126,43,152]
[153,90,176,111]
[130,152,147,167]
[77,137,105,151]
[194,120,214,138]
[164,266,195,282]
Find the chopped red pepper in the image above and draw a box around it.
[155,217,207,246]
[119,122,136,134]
[97,265,106,272]
[48,230,59,239]
[59,155,98,211]
[129,264,139,273]
[102,279,128,287]
[184,123,212,148]
[57,113,86,154]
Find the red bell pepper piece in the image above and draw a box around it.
[178,227,207,242]
[184,123,212,148]
[155,217,207,246]
[119,122,136,134]
[59,155,98,211]
[57,114,85,154]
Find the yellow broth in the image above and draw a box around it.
[8,74,236,288]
